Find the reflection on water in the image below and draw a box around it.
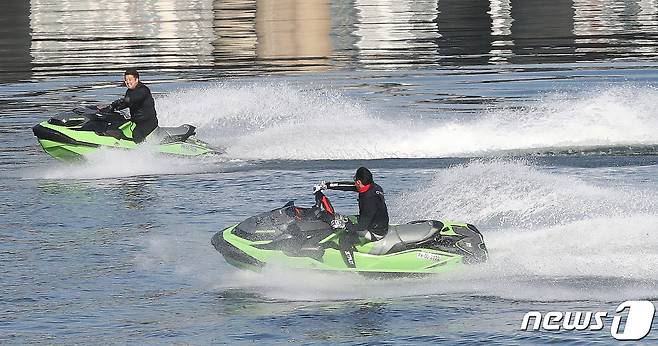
[488,0,513,64]
[255,0,332,71]
[353,0,439,66]
[437,0,493,65]
[212,0,257,71]
[36,178,157,211]
[0,2,32,83]
[29,0,216,75]
[573,0,658,58]
[2,0,658,82]
[509,0,575,64]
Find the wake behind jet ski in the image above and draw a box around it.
[211,190,489,276]
[32,105,221,160]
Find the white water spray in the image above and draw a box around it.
[155,83,658,160]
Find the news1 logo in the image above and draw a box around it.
[521,300,656,340]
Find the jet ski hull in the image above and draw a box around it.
[211,203,488,275]
[212,225,468,274]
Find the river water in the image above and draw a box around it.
[2,0,658,344]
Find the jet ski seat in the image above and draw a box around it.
[151,125,196,144]
[396,220,443,244]
[367,220,443,255]
[367,229,405,255]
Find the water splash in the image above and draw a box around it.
[394,159,657,229]
[388,160,658,298]
[25,145,229,180]
[155,83,658,160]
[142,227,658,302]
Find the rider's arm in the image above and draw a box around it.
[111,86,148,111]
[326,181,357,192]
[111,94,129,111]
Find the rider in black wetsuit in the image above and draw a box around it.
[110,69,158,143]
[326,167,389,240]
[314,167,389,267]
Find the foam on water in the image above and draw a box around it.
[156,83,658,159]
[25,145,230,180]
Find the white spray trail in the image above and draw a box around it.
[156,83,658,160]
[394,159,657,229]
[27,145,225,180]
[394,160,658,284]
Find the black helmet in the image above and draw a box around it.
[354,166,373,185]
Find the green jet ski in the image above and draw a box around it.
[211,192,488,276]
[32,105,222,160]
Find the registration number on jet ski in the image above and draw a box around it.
[180,143,198,153]
[417,252,441,262]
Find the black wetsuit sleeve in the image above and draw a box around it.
[111,91,129,110]
[111,86,150,111]
[346,194,377,232]
[326,181,357,192]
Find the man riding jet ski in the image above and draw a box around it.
[32,105,220,160]
[211,180,489,276]
[32,69,221,160]
[314,167,389,268]
[318,167,389,240]
[108,68,159,144]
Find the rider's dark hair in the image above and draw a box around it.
[354,167,373,185]
[124,68,140,79]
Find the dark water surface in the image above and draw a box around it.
[2,0,658,345]
[3,0,658,81]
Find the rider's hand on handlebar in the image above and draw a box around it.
[96,105,113,115]
[330,215,346,229]
[313,180,327,193]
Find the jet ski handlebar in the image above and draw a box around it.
[93,105,130,121]
[313,181,357,193]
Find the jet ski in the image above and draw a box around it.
[32,105,221,160]
[211,192,488,276]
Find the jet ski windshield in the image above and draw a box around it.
[234,202,332,241]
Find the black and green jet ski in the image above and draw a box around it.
[211,194,488,275]
[32,105,222,160]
